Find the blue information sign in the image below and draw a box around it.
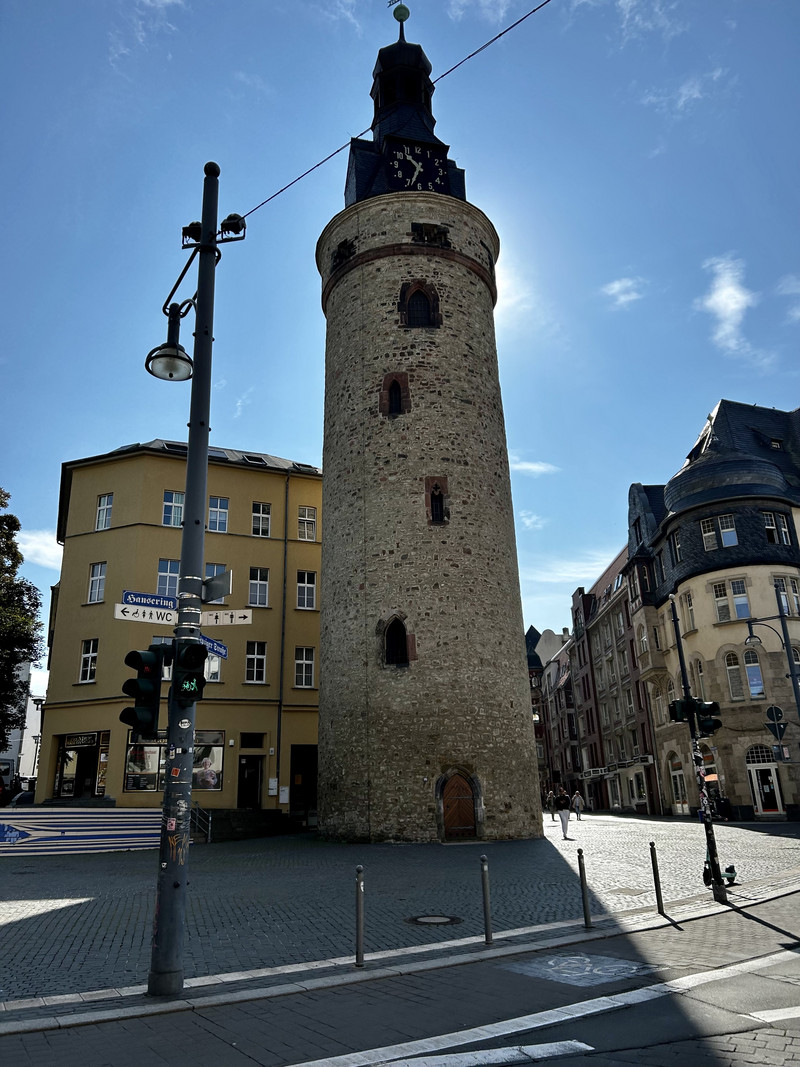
[200,634,228,660]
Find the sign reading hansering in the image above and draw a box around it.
[122,590,179,611]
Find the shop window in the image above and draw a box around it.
[124,730,223,792]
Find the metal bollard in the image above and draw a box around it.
[480,854,493,945]
[577,848,592,929]
[650,841,665,915]
[355,864,365,968]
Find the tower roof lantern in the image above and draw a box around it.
[369,7,440,148]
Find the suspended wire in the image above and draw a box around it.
[240,0,556,221]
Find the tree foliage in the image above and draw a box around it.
[0,487,43,751]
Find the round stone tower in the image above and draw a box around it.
[316,10,541,842]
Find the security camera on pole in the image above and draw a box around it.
[668,595,728,903]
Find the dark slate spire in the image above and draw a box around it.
[369,16,441,150]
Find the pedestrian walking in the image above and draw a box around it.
[545,790,556,822]
[571,790,584,820]
[555,787,571,838]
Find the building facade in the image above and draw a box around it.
[316,13,540,841]
[628,400,800,820]
[37,440,322,821]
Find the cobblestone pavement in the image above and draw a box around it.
[1,814,798,1004]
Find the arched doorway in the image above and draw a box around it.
[442,773,477,839]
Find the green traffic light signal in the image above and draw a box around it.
[173,640,208,707]
[120,644,168,737]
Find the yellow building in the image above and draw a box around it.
[38,439,321,824]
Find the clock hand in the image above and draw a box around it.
[404,150,422,185]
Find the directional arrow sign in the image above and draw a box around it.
[115,604,176,625]
[200,609,253,626]
[766,720,787,741]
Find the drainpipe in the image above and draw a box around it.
[275,475,290,798]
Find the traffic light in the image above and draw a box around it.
[668,700,687,722]
[121,644,169,737]
[172,640,208,706]
[696,700,722,736]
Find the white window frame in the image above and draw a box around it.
[157,558,180,598]
[726,651,744,701]
[252,502,271,538]
[744,648,765,698]
[163,490,185,527]
[80,638,98,683]
[730,578,750,619]
[88,562,106,603]
[205,654,221,682]
[298,506,317,541]
[719,513,738,547]
[245,641,267,684]
[96,493,113,531]
[249,567,269,607]
[151,635,174,680]
[701,517,717,552]
[208,496,229,534]
[297,570,316,610]
[295,647,315,688]
[713,582,731,622]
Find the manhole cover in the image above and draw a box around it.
[406,915,463,926]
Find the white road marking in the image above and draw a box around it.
[289,947,800,1067]
[383,1042,595,1065]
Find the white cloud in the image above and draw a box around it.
[232,72,274,97]
[109,0,184,67]
[520,548,621,586]
[518,511,547,531]
[641,68,728,119]
[696,254,771,368]
[319,0,362,32]
[234,386,255,419]
[777,274,800,324]
[18,531,63,571]
[601,276,644,309]
[616,0,686,43]
[447,0,513,23]
[509,454,560,477]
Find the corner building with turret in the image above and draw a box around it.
[316,12,541,842]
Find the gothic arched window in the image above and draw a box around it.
[378,372,411,416]
[398,281,442,328]
[385,618,409,666]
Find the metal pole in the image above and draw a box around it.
[480,854,493,945]
[649,840,665,915]
[577,848,592,928]
[355,865,365,967]
[775,584,800,724]
[148,162,220,997]
[669,597,727,904]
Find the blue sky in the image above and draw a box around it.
[2,0,799,695]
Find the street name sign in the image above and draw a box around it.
[199,635,228,660]
[122,590,178,611]
[766,720,787,741]
[200,609,252,626]
[114,604,176,625]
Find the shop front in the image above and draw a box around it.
[53,731,110,799]
[123,729,225,797]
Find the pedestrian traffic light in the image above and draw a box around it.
[696,700,722,736]
[121,644,169,737]
[172,640,208,706]
[668,699,687,722]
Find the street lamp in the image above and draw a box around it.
[668,595,728,904]
[144,162,244,998]
[743,582,800,723]
[31,698,44,775]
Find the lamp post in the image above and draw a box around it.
[144,162,244,997]
[744,582,800,724]
[668,595,727,904]
[31,698,44,776]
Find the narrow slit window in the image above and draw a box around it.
[385,618,409,666]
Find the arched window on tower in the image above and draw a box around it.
[378,372,411,416]
[398,281,442,328]
[388,379,402,415]
[431,486,444,524]
[385,618,409,666]
[425,476,449,525]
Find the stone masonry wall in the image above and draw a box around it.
[316,192,542,842]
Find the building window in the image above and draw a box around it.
[124,730,223,793]
[162,490,184,527]
[298,506,317,541]
[88,562,106,603]
[379,372,411,416]
[385,617,409,666]
[713,582,731,622]
[295,647,315,688]
[208,496,229,533]
[205,654,221,682]
[398,280,441,328]
[775,577,790,614]
[744,649,765,698]
[764,512,791,545]
[80,638,98,683]
[249,567,269,607]
[151,635,174,680]
[682,591,695,631]
[725,652,744,700]
[252,502,271,537]
[96,493,113,531]
[701,517,717,552]
[652,625,661,651]
[669,530,682,564]
[425,476,449,525]
[719,514,738,547]
[638,625,648,654]
[245,641,267,684]
[157,559,180,598]
[694,659,707,701]
[730,578,750,619]
[791,578,800,615]
[297,571,316,610]
[205,562,226,605]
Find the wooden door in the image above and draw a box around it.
[443,773,476,839]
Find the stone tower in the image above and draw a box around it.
[316,9,541,842]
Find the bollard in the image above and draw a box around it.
[577,848,592,929]
[650,841,665,915]
[355,864,365,968]
[480,854,493,945]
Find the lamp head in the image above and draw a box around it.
[145,302,193,381]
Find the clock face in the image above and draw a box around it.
[386,142,450,193]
